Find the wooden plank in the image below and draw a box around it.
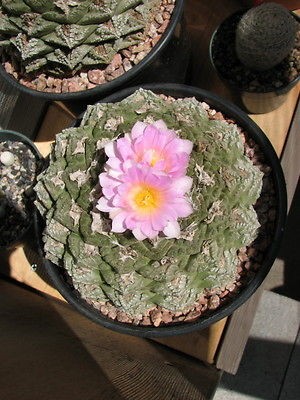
[35,101,75,156]
[215,285,264,374]
[155,318,227,364]
[280,97,300,211]
[0,278,221,400]
[250,84,300,158]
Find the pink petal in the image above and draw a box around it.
[125,214,137,230]
[153,120,168,130]
[171,198,193,217]
[102,186,116,199]
[116,137,133,160]
[99,172,120,188]
[96,197,114,212]
[132,227,147,241]
[173,138,193,154]
[131,121,147,139]
[105,141,116,158]
[140,221,158,239]
[111,194,124,207]
[163,220,181,238]
[171,176,193,195]
[109,207,123,219]
[106,157,122,170]
[151,213,167,231]
[111,212,127,233]
[158,205,178,220]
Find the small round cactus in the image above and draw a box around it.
[235,2,298,71]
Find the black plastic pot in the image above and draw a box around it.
[0,0,185,108]
[209,9,300,114]
[41,83,287,338]
[0,130,43,249]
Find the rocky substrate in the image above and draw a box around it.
[61,102,277,327]
[0,140,39,247]
[2,0,175,94]
[211,11,300,92]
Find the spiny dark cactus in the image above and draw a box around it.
[235,2,298,71]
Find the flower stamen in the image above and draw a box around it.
[132,185,161,213]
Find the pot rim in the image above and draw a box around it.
[0,0,184,102]
[40,83,287,338]
[209,9,300,95]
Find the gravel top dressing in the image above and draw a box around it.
[0,140,38,247]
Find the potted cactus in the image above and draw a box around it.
[210,2,300,113]
[34,84,286,337]
[0,0,184,102]
[0,130,43,248]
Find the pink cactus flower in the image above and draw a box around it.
[104,120,193,178]
[96,119,194,240]
[97,165,193,240]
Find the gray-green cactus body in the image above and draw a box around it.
[0,0,160,76]
[35,89,264,320]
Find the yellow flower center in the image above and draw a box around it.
[130,185,162,214]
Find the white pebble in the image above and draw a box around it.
[0,151,15,166]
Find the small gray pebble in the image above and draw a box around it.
[0,151,15,166]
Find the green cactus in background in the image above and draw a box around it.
[35,89,264,322]
[0,0,160,76]
[235,2,298,71]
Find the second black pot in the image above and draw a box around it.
[0,0,186,111]
[209,9,300,114]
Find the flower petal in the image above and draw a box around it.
[131,121,147,139]
[116,137,133,161]
[171,176,193,194]
[174,138,193,154]
[163,220,181,238]
[96,197,114,212]
[151,213,167,231]
[171,198,193,217]
[140,221,158,239]
[105,141,116,158]
[153,120,168,130]
[111,212,127,233]
[132,227,147,241]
